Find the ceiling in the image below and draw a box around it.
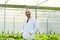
[0,0,60,7]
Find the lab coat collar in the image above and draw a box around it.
[26,17,32,24]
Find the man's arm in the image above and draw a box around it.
[31,20,39,34]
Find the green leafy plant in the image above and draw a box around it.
[0,33,60,40]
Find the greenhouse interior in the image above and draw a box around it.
[0,0,60,40]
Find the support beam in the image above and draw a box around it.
[0,4,60,10]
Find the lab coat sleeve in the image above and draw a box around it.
[31,20,39,34]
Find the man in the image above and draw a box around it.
[21,9,39,39]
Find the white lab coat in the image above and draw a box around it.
[22,17,39,39]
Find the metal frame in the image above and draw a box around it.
[0,4,60,10]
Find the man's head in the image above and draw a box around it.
[25,9,31,18]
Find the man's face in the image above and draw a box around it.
[25,10,31,17]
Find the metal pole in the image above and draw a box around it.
[46,11,52,34]
[4,0,6,33]
[53,10,56,18]
[35,6,37,19]
[35,0,48,19]
[47,17,48,33]
[13,17,15,33]
[4,0,10,33]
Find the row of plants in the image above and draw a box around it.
[0,33,60,40]
[33,34,60,40]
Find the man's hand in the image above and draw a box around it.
[29,33,32,35]
[21,32,23,38]
[21,32,23,35]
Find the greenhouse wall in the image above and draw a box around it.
[0,7,60,34]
